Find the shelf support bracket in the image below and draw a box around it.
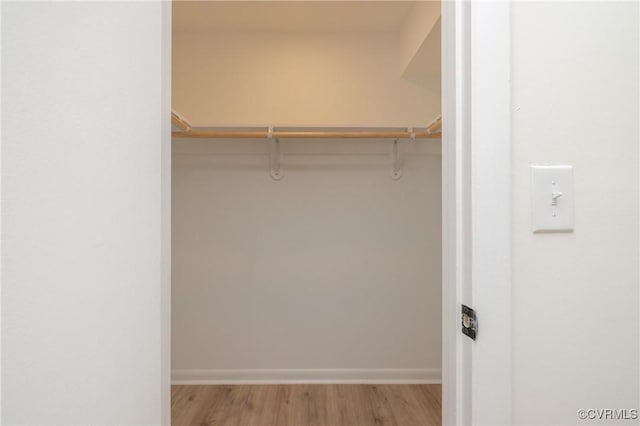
[268,127,284,180]
[391,138,402,180]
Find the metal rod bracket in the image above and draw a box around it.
[391,139,402,180]
[270,137,284,180]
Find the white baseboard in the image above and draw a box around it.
[171,368,441,385]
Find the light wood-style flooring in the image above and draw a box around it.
[172,384,441,426]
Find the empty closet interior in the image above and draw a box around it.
[171,0,442,387]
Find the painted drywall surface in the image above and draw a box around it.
[2,2,168,424]
[0,1,4,421]
[172,139,442,379]
[402,18,440,90]
[172,31,440,127]
[511,2,639,424]
[399,1,440,74]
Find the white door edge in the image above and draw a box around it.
[441,2,512,425]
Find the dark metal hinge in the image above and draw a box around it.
[461,304,477,340]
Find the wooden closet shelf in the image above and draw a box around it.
[171,112,442,140]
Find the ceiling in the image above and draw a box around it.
[172,1,420,33]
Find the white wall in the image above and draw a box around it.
[172,31,440,127]
[172,139,442,382]
[400,1,440,77]
[1,2,170,424]
[511,2,639,424]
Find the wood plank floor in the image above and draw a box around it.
[172,384,441,426]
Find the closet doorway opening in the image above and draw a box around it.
[170,2,445,425]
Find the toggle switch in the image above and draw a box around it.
[551,191,563,205]
[531,165,574,233]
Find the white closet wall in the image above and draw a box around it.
[2,2,169,423]
[173,32,440,127]
[172,139,441,382]
[511,2,639,423]
[171,5,442,383]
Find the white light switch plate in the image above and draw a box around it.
[531,165,574,233]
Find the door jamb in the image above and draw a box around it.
[161,1,172,424]
[441,1,512,425]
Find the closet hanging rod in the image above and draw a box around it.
[172,130,440,139]
[171,112,442,140]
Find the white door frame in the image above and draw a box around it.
[160,1,172,425]
[160,1,512,424]
[441,1,512,425]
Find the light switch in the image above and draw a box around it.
[531,165,574,233]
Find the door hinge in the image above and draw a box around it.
[461,304,477,340]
